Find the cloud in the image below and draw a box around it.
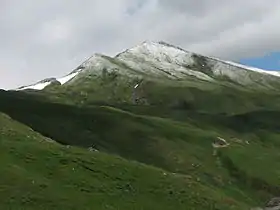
[1,0,280,89]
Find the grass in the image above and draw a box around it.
[39,72,280,115]
[1,71,280,209]
[0,112,255,209]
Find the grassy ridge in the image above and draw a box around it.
[39,73,280,114]
[0,112,256,209]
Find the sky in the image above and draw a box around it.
[1,0,280,89]
[240,52,280,70]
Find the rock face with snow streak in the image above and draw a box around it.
[14,41,280,91]
[16,78,58,91]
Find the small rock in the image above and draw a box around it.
[212,137,230,148]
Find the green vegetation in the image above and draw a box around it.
[1,113,225,209]
[1,65,280,209]
[0,110,258,210]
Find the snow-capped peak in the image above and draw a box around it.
[76,53,104,68]
[120,40,280,78]
[115,41,214,81]
[14,40,280,91]
[116,40,189,62]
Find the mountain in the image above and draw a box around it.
[15,41,280,91]
[1,41,280,209]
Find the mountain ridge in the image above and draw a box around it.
[13,41,280,91]
[2,41,280,209]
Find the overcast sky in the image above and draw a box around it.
[1,0,280,89]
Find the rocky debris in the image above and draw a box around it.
[88,145,99,152]
[265,197,280,209]
[212,137,230,148]
[212,137,230,156]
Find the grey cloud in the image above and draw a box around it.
[1,0,280,89]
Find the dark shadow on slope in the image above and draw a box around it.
[0,90,200,174]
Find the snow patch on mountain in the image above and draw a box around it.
[73,53,114,71]
[115,41,214,81]
[116,41,192,65]
[115,41,280,86]
[15,70,81,91]
[17,81,53,91]
[57,71,80,85]
[14,40,280,91]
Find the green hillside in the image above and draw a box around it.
[1,42,280,209]
[1,84,280,209]
[0,110,258,210]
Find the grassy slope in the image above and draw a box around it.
[1,72,280,209]
[2,89,280,208]
[0,112,255,209]
[42,72,280,115]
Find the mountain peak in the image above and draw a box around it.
[139,40,180,47]
[115,40,190,61]
[72,53,106,72]
[13,41,280,91]
[134,40,184,49]
[138,40,190,52]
